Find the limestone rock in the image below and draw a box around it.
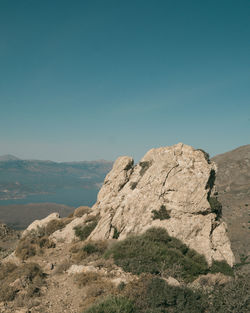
[51,215,88,243]
[165,276,181,287]
[89,143,235,266]
[22,212,60,238]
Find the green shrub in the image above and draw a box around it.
[83,241,108,255]
[209,197,222,217]
[130,182,138,190]
[206,169,216,190]
[15,233,55,260]
[152,205,171,220]
[82,296,135,313]
[210,260,234,276]
[210,273,250,313]
[45,219,65,236]
[74,219,98,241]
[124,275,207,313]
[139,161,152,176]
[0,262,46,302]
[105,227,209,282]
[113,227,120,239]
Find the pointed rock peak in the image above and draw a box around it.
[90,143,235,267]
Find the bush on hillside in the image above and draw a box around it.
[74,218,98,241]
[45,219,65,236]
[15,232,55,260]
[83,241,108,255]
[82,296,135,313]
[208,197,222,217]
[105,227,209,282]
[210,260,234,276]
[124,275,207,313]
[210,273,250,313]
[0,262,46,302]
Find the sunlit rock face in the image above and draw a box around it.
[89,143,235,266]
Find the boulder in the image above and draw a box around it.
[22,212,60,237]
[89,143,235,266]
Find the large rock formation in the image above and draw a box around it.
[89,143,235,266]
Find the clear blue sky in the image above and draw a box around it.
[0,0,249,161]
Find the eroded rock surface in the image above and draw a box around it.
[90,143,235,266]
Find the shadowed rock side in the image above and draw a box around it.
[212,144,250,264]
[89,143,235,266]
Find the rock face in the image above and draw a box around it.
[212,145,250,263]
[90,143,235,266]
[22,212,60,238]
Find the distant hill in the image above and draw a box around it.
[0,154,20,161]
[212,144,250,264]
[0,157,113,203]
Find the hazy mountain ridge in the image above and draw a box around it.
[211,144,250,264]
[0,157,113,201]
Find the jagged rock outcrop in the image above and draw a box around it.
[89,143,235,266]
[22,212,60,238]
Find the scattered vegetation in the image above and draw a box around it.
[130,182,138,190]
[74,206,92,217]
[70,240,108,263]
[112,227,120,239]
[15,230,55,260]
[53,259,72,275]
[75,272,117,310]
[152,205,171,220]
[83,241,108,255]
[74,217,99,241]
[208,197,222,217]
[124,275,207,313]
[210,260,234,276]
[105,227,235,283]
[139,161,152,176]
[45,219,65,236]
[0,262,46,302]
[210,273,250,313]
[82,296,135,313]
[206,169,216,190]
[105,227,209,282]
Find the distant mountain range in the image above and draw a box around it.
[211,144,250,264]
[0,155,113,202]
[0,154,20,161]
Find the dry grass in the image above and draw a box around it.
[53,259,72,275]
[70,240,109,264]
[15,233,55,260]
[0,262,46,302]
[74,206,92,218]
[74,271,117,310]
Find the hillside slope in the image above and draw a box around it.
[212,145,250,263]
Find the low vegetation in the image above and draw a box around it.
[83,296,135,313]
[15,231,55,260]
[139,161,152,176]
[74,216,99,241]
[105,227,209,282]
[105,227,234,283]
[82,272,250,313]
[208,197,222,217]
[0,262,46,302]
[74,206,92,218]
